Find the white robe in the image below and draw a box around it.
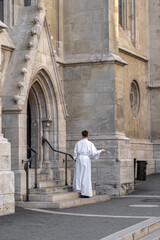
[73,139,101,197]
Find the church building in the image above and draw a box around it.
[0,0,160,215]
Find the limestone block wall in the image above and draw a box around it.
[153,142,160,173]
[108,0,119,54]
[120,159,134,195]
[63,0,109,61]
[149,0,160,88]
[67,134,134,196]
[64,63,116,195]
[0,26,15,215]
[1,3,67,200]
[134,0,149,56]
[43,0,59,49]
[131,139,155,175]
[150,89,160,173]
[67,136,121,196]
[64,64,115,135]
[62,0,135,196]
[114,52,154,175]
[0,136,15,215]
[92,158,120,196]
[149,0,160,172]
[115,53,150,139]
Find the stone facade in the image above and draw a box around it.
[0,0,160,210]
[149,0,160,173]
[0,21,15,216]
[62,0,149,195]
[1,1,68,200]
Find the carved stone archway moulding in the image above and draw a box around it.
[2,4,68,120]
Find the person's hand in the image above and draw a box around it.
[101,149,106,153]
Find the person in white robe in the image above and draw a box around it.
[73,130,105,198]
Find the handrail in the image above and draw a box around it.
[22,146,37,202]
[42,138,74,160]
[42,137,75,185]
[27,145,36,154]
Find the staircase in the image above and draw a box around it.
[18,140,110,209]
[16,173,110,209]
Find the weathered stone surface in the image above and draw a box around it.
[0,0,160,205]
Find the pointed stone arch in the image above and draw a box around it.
[2,66,67,200]
[27,68,59,168]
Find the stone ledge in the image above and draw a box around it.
[0,21,8,31]
[16,195,110,209]
[57,53,127,66]
[100,218,160,240]
[119,46,148,62]
[140,229,160,240]
[67,133,130,141]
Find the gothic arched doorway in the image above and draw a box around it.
[27,69,58,171]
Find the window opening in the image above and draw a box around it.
[0,0,4,22]
[119,0,122,27]
[24,0,31,6]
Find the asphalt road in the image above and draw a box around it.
[0,174,160,240]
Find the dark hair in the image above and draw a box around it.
[82,130,88,138]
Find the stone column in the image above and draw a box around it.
[0,22,15,215]
[42,119,52,174]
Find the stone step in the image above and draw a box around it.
[29,192,80,202]
[55,194,110,209]
[29,190,96,202]
[37,174,53,181]
[37,180,64,188]
[139,229,160,240]
[36,169,71,182]
[30,186,73,195]
[16,194,110,209]
[101,218,160,240]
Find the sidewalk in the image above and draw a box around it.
[0,174,160,240]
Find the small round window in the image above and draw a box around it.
[129,80,140,116]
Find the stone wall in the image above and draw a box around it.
[67,134,134,196]
[115,52,150,139]
[149,0,160,171]
[1,4,67,200]
[0,0,159,203]
[64,64,115,136]
[62,0,135,196]
[63,0,109,61]
[0,136,15,215]
[0,26,15,215]
[113,0,155,177]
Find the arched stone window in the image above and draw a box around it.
[24,0,31,6]
[0,0,14,25]
[130,80,140,116]
[0,0,3,22]
[119,0,136,43]
[12,0,14,25]
[24,0,37,6]
[119,0,122,27]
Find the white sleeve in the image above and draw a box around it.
[90,142,101,160]
[73,143,78,161]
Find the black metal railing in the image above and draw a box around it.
[22,146,37,201]
[42,137,75,186]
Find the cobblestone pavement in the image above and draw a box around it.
[0,174,160,240]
